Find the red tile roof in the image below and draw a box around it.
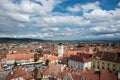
[43,54,58,61]
[33,67,42,79]
[81,69,118,80]
[6,53,34,60]
[43,64,62,76]
[64,50,80,56]
[64,50,94,57]
[6,69,34,80]
[69,53,92,63]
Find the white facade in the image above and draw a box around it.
[68,60,92,70]
[7,60,15,65]
[58,44,64,57]
[11,77,24,80]
[6,59,34,65]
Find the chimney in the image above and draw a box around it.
[61,65,66,72]
[95,69,101,80]
[118,72,120,80]
[11,71,13,75]
[25,68,27,72]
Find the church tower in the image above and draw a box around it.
[58,43,64,57]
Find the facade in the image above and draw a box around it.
[58,43,64,57]
[92,52,120,71]
[6,53,34,65]
[68,60,91,70]
[68,53,92,70]
[92,59,120,71]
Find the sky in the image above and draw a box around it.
[0,0,120,40]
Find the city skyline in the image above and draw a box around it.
[0,0,120,40]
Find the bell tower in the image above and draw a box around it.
[58,43,64,57]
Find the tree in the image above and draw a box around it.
[76,44,84,49]
[14,62,18,66]
[34,53,38,62]
[45,59,49,66]
[36,48,43,56]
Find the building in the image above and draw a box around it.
[33,67,42,80]
[68,53,92,70]
[92,52,120,71]
[43,54,59,63]
[6,69,34,80]
[6,53,34,65]
[81,69,118,80]
[42,64,81,80]
[42,64,64,79]
[58,43,64,57]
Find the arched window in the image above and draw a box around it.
[112,64,116,71]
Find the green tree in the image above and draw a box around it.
[76,44,84,49]
[14,62,18,66]
[45,59,49,66]
[34,53,38,62]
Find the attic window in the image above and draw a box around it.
[118,53,120,57]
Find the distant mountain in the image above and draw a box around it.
[0,38,46,43]
[0,37,120,43]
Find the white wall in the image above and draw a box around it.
[7,60,15,65]
[7,59,33,65]
[68,60,92,70]
[58,45,64,57]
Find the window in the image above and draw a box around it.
[97,62,99,64]
[112,64,116,71]
[97,66,100,69]
[93,65,95,68]
[102,62,105,69]
[102,67,104,69]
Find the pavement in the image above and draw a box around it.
[0,62,47,80]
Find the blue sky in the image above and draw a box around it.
[0,0,120,40]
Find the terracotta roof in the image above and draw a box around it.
[43,54,58,61]
[58,67,81,80]
[100,69,118,80]
[72,74,81,80]
[33,67,42,79]
[43,64,62,76]
[6,69,34,80]
[81,69,118,80]
[64,50,80,56]
[81,69,99,80]
[64,50,94,57]
[95,52,120,63]
[6,53,34,60]
[69,53,92,63]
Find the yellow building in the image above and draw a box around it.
[92,52,120,71]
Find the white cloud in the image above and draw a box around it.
[0,0,62,22]
[41,27,59,32]
[84,9,112,22]
[67,4,81,12]
[42,15,90,27]
[81,1,100,12]
[0,0,120,40]
[67,1,100,12]
[118,2,120,7]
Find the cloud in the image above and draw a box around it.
[118,2,120,7]
[67,4,81,12]
[0,0,62,22]
[81,1,100,12]
[67,1,100,12]
[42,15,90,27]
[0,0,120,40]
[84,8,120,38]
